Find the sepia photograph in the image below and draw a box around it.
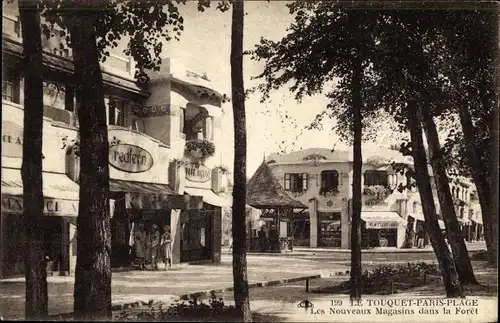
[0,0,498,322]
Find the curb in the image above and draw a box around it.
[48,272,351,319]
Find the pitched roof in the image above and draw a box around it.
[246,162,307,209]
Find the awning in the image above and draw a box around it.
[199,104,223,118]
[471,218,483,225]
[408,213,425,222]
[410,213,446,229]
[184,186,231,207]
[1,167,79,217]
[361,211,405,229]
[110,179,201,210]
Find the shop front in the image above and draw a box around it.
[360,211,405,248]
[317,211,342,247]
[360,196,407,249]
[1,168,80,278]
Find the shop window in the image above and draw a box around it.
[284,173,308,192]
[105,97,126,126]
[320,170,339,191]
[364,170,388,187]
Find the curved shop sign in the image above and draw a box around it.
[185,164,211,183]
[109,144,154,173]
[2,121,23,158]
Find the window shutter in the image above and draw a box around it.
[338,172,342,186]
[302,173,308,190]
[284,174,291,190]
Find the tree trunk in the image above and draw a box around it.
[484,5,499,267]
[456,100,495,265]
[408,103,463,297]
[230,0,252,321]
[66,14,112,320]
[420,108,478,284]
[350,61,363,301]
[19,2,49,319]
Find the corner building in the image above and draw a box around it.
[1,6,229,278]
[254,148,478,250]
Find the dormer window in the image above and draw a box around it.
[364,170,388,187]
[284,173,308,192]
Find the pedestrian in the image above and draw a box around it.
[269,224,279,252]
[150,224,161,270]
[258,226,267,252]
[161,225,172,271]
[133,223,146,269]
[416,226,425,249]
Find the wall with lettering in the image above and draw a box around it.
[108,127,169,184]
[184,163,212,190]
[2,101,77,174]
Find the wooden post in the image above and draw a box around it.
[305,278,310,293]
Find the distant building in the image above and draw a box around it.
[247,147,479,249]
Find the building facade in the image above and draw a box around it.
[260,147,478,249]
[1,8,229,277]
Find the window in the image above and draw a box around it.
[320,170,339,191]
[2,81,14,102]
[364,170,388,186]
[105,97,126,126]
[284,173,308,192]
[412,201,418,214]
[179,107,185,135]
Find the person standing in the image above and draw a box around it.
[416,226,425,249]
[150,224,161,270]
[161,225,172,270]
[133,223,146,269]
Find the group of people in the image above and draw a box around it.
[130,223,172,270]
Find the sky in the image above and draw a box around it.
[163,1,348,176]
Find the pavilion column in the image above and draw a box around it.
[309,199,318,248]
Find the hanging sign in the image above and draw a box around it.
[2,121,23,158]
[185,164,211,183]
[109,144,154,173]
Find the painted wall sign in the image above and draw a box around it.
[109,144,154,173]
[131,104,174,118]
[185,164,211,183]
[365,221,400,229]
[1,195,78,216]
[364,200,389,207]
[1,121,23,158]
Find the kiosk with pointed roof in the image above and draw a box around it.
[246,160,307,252]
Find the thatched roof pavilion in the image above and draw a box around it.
[247,161,307,209]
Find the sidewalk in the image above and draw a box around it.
[223,241,487,255]
[0,254,349,320]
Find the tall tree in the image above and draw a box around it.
[18,0,48,319]
[373,11,464,296]
[407,104,463,297]
[64,12,112,319]
[388,12,478,284]
[437,7,498,265]
[249,2,380,299]
[41,0,211,318]
[230,0,252,321]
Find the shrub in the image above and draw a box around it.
[116,292,240,322]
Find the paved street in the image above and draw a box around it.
[0,253,348,320]
[0,242,488,320]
